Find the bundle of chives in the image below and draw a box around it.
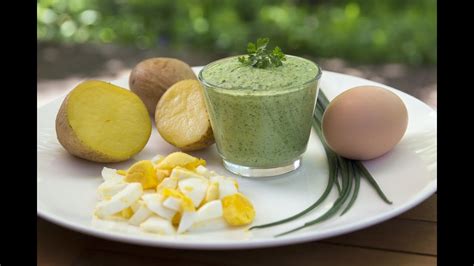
[249,89,392,237]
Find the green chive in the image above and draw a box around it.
[355,161,392,204]
[341,161,360,215]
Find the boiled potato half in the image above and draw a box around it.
[155,80,214,151]
[129,57,197,115]
[56,80,152,163]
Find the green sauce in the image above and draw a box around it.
[200,56,320,167]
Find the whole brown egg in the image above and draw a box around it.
[321,85,408,160]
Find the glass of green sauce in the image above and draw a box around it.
[199,55,321,177]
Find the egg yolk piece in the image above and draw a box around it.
[155,152,206,170]
[125,160,158,189]
[161,188,196,212]
[116,169,127,176]
[120,207,134,219]
[222,193,255,226]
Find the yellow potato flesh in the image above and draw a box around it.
[65,80,151,161]
[155,80,214,151]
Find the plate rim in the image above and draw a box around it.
[37,69,437,250]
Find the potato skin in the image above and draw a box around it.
[179,126,214,151]
[129,57,197,115]
[56,94,118,163]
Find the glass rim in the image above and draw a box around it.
[198,55,322,91]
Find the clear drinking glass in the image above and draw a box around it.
[198,55,322,177]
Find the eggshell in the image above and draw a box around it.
[322,85,408,160]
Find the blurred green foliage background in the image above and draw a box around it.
[37,0,436,65]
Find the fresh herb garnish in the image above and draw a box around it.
[249,89,392,236]
[238,38,286,68]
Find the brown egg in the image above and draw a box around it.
[322,85,408,160]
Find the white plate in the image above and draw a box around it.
[37,67,437,249]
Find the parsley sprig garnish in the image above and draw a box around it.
[238,38,286,68]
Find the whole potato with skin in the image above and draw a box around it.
[56,80,152,163]
[129,57,197,115]
[155,80,214,151]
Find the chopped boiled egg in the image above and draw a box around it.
[161,188,195,212]
[170,167,206,180]
[178,178,208,207]
[188,218,228,233]
[125,160,158,189]
[177,211,196,233]
[222,193,255,226]
[155,169,170,184]
[116,169,127,176]
[97,181,127,200]
[156,176,178,192]
[160,188,197,233]
[120,207,134,219]
[155,152,205,170]
[92,152,255,236]
[195,165,216,177]
[140,216,175,235]
[128,201,152,226]
[151,154,165,165]
[142,193,176,220]
[95,183,143,218]
[204,181,219,203]
[217,178,238,198]
[171,212,182,226]
[101,167,125,182]
[194,200,223,224]
[130,201,141,212]
[162,196,182,212]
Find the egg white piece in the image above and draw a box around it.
[156,177,178,192]
[209,175,225,183]
[130,201,141,212]
[188,218,229,233]
[129,203,153,226]
[205,181,220,202]
[140,216,175,235]
[95,183,143,218]
[162,196,182,212]
[218,179,238,198]
[151,154,165,165]
[195,165,216,178]
[97,181,127,200]
[101,167,125,182]
[195,200,223,224]
[142,193,176,220]
[178,178,208,207]
[170,167,206,180]
[177,211,196,234]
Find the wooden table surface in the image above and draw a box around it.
[37,70,437,266]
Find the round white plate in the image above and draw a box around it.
[37,67,437,249]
